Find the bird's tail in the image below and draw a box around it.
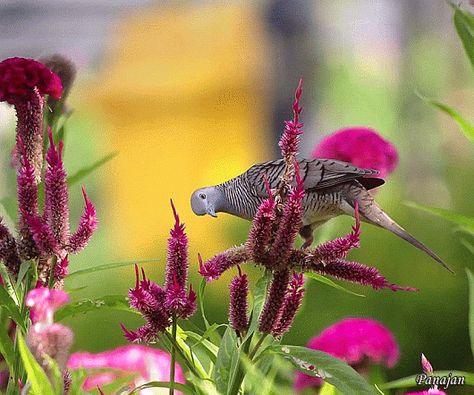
[343,193,453,273]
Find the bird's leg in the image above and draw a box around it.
[299,225,314,249]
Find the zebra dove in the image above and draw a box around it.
[191,158,452,272]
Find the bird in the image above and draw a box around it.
[191,158,452,272]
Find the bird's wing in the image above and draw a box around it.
[247,158,381,197]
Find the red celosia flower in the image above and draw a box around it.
[229,270,249,333]
[294,318,400,392]
[312,127,398,179]
[0,57,62,105]
[67,345,185,393]
[279,78,303,164]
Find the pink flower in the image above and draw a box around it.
[294,318,399,392]
[0,57,62,105]
[26,287,69,325]
[229,271,250,333]
[312,127,398,179]
[67,345,185,393]
[404,354,447,395]
[405,391,447,395]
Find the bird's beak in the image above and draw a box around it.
[207,205,217,218]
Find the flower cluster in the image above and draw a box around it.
[294,318,400,391]
[121,200,196,343]
[199,81,415,338]
[405,354,447,395]
[68,345,185,392]
[0,57,97,285]
[313,127,399,179]
[25,288,73,379]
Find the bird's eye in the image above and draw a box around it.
[199,193,206,199]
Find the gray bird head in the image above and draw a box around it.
[191,187,224,218]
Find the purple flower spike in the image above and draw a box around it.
[199,246,250,282]
[295,318,399,392]
[229,269,249,333]
[0,219,21,275]
[268,162,304,268]
[246,174,276,265]
[279,78,303,162]
[314,201,361,261]
[165,200,189,290]
[311,258,417,292]
[165,276,188,315]
[67,187,97,253]
[45,128,69,247]
[180,286,197,319]
[259,269,291,334]
[26,215,59,256]
[421,353,433,375]
[273,272,305,337]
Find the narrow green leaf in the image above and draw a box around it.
[461,238,474,255]
[184,331,219,363]
[269,345,376,395]
[320,383,340,395]
[17,334,55,395]
[55,295,137,321]
[0,286,26,331]
[453,6,474,70]
[66,258,161,279]
[406,202,474,234]
[67,152,117,186]
[0,263,20,306]
[245,270,271,341]
[305,273,365,297]
[16,261,32,286]
[417,92,474,144]
[188,324,225,351]
[213,326,238,394]
[0,197,18,224]
[0,322,15,368]
[198,278,210,330]
[379,370,474,389]
[129,381,194,395]
[467,269,474,358]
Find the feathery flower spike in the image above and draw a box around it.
[229,268,250,333]
[67,187,97,253]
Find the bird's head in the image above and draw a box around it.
[190,187,222,218]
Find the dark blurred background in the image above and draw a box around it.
[0,0,473,392]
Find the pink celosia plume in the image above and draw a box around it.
[294,318,400,392]
[312,127,398,179]
[67,345,185,393]
[229,270,250,333]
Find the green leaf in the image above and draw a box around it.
[0,286,26,331]
[467,269,474,358]
[66,258,161,279]
[213,326,238,394]
[379,370,474,389]
[0,263,20,306]
[461,238,474,255]
[16,261,32,286]
[245,270,271,341]
[67,152,117,186]
[320,383,341,395]
[453,5,474,71]
[0,322,15,368]
[305,273,365,297]
[17,333,55,395]
[198,278,210,330]
[406,202,474,235]
[0,196,18,224]
[269,345,376,395]
[184,331,219,363]
[129,381,194,395]
[55,295,137,321]
[416,92,474,145]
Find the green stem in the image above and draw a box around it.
[47,256,58,288]
[169,314,177,395]
[249,333,269,361]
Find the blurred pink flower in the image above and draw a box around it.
[26,287,69,325]
[312,127,398,179]
[294,318,399,392]
[405,391,447,395]
[67,345,185,393]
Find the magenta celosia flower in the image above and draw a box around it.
[294,318,400,392]
[25,288,73,374]
[312,127,398,179]
[279,78,303,164]
[272,272,305,336]
[229,270,249,333]
[122,201,195,343]
[26,287,69,325]
[67,345,185,393]
[0,57,62,181]
[405,391,447,395]
[421,353,433,374]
